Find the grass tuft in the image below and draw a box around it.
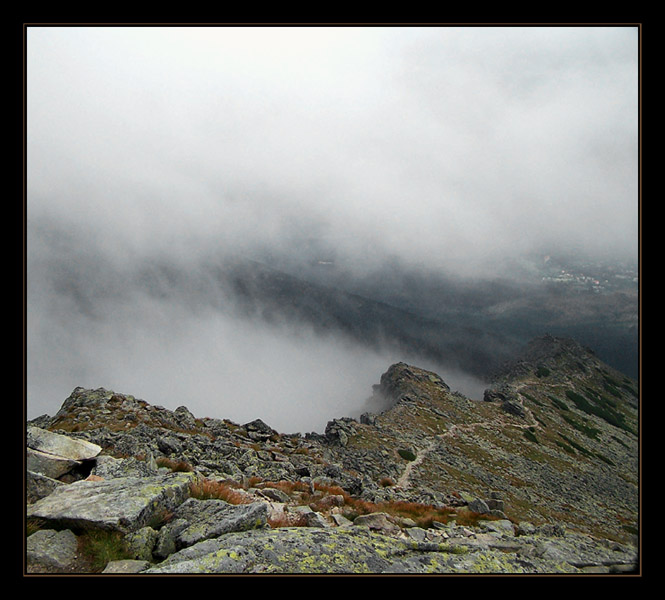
[156,456,194,472]
[189,478,254,504]
[77,529,132,572]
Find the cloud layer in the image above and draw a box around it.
[28,26,638,271]
[26,26,639,430]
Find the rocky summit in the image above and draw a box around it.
[25,335,640,575]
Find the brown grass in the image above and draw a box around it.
[267,511,310,528]
[156,456,194,473]
[187,475,464,531]
[188,478,254,504]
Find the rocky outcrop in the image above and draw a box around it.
[25,341,640,574]
[26,444,638,574]
[27,472,197,534]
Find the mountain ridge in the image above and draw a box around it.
[26,334,640,574]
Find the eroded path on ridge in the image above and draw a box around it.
[395,437,437,488]
[395,410,541,490]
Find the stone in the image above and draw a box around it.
[27,470,66,503]
[516,521,537,536]
[405,527,428,542]
[301,511,328,528]
[93,454,159,479]
[27,426,102,461]
[331,513,354,527]
[26,472,198,533]
[166,497,270,549]
[501,399,526,417]
[174,406,198,430]
[144,527,398,574]
[486,498,505,512]
[468,498,490,514]
[244,418,277,440]
[27,447,83,480]
[125,526,159,561]
[157,435,183,455]
[257,487,292,503]
[353,512,401,535]
[479,519,515,536]
[27,529,79,572]
[154,518,189,559]
[102,559,151,573]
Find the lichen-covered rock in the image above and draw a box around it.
[93,454,160,479]
[102,559,151,573]
[145,527,403,574]
[26,470,66,503]
[124,526,159,561]
[142,524,636,574]
[353,512,401,535]
[27,426,102,461]
[27,529,79,572]
[27,448,84,480]
[26,472,198,533]
[166,497,270,549]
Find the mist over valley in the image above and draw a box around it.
[26,26,639,433]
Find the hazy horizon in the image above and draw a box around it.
[26,25,639,432]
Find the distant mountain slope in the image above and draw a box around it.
[274,257,639,379]
[28,216,520,381]
[206,258,519,379]
[29,335,639,558]
[327,335,639,544]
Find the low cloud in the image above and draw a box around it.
[26,26,639,429]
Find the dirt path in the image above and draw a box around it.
[396,409,541,490]
[395,437,437,488]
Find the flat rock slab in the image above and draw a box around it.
[27,447,82,479]
[27,426,102,461]
[145,527,403,574]
[170,497,270,548]
[102,559,151,573]
[27,470,66,503]
[144,525,639,575]
[27,472,198,534]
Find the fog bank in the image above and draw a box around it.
[26,25,639,430]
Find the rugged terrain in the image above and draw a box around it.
[25,335,640,575]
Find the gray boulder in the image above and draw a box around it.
[102,559,151,573]
[468,498,490,514]
[353,512,401,535]
[27,529,79,572]
[93,454,160,479]
[145,527,399,574]
[168,497,270,549]
[124,526,159,561]
[26,472,197,533]
[27,448,83,480]
[26,470,66,503]
[27,426,102,461]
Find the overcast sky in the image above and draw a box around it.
[28,25,638,270]
[26,25,639,431]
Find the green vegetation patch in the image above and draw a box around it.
[522,429,539,444]
[398,448,417,462]
[548,395,569,411]
[560,414,601,440]
[557,433,593,457]
[565,389,633,434]
[521,392,544,407]
[78,529,132,572]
